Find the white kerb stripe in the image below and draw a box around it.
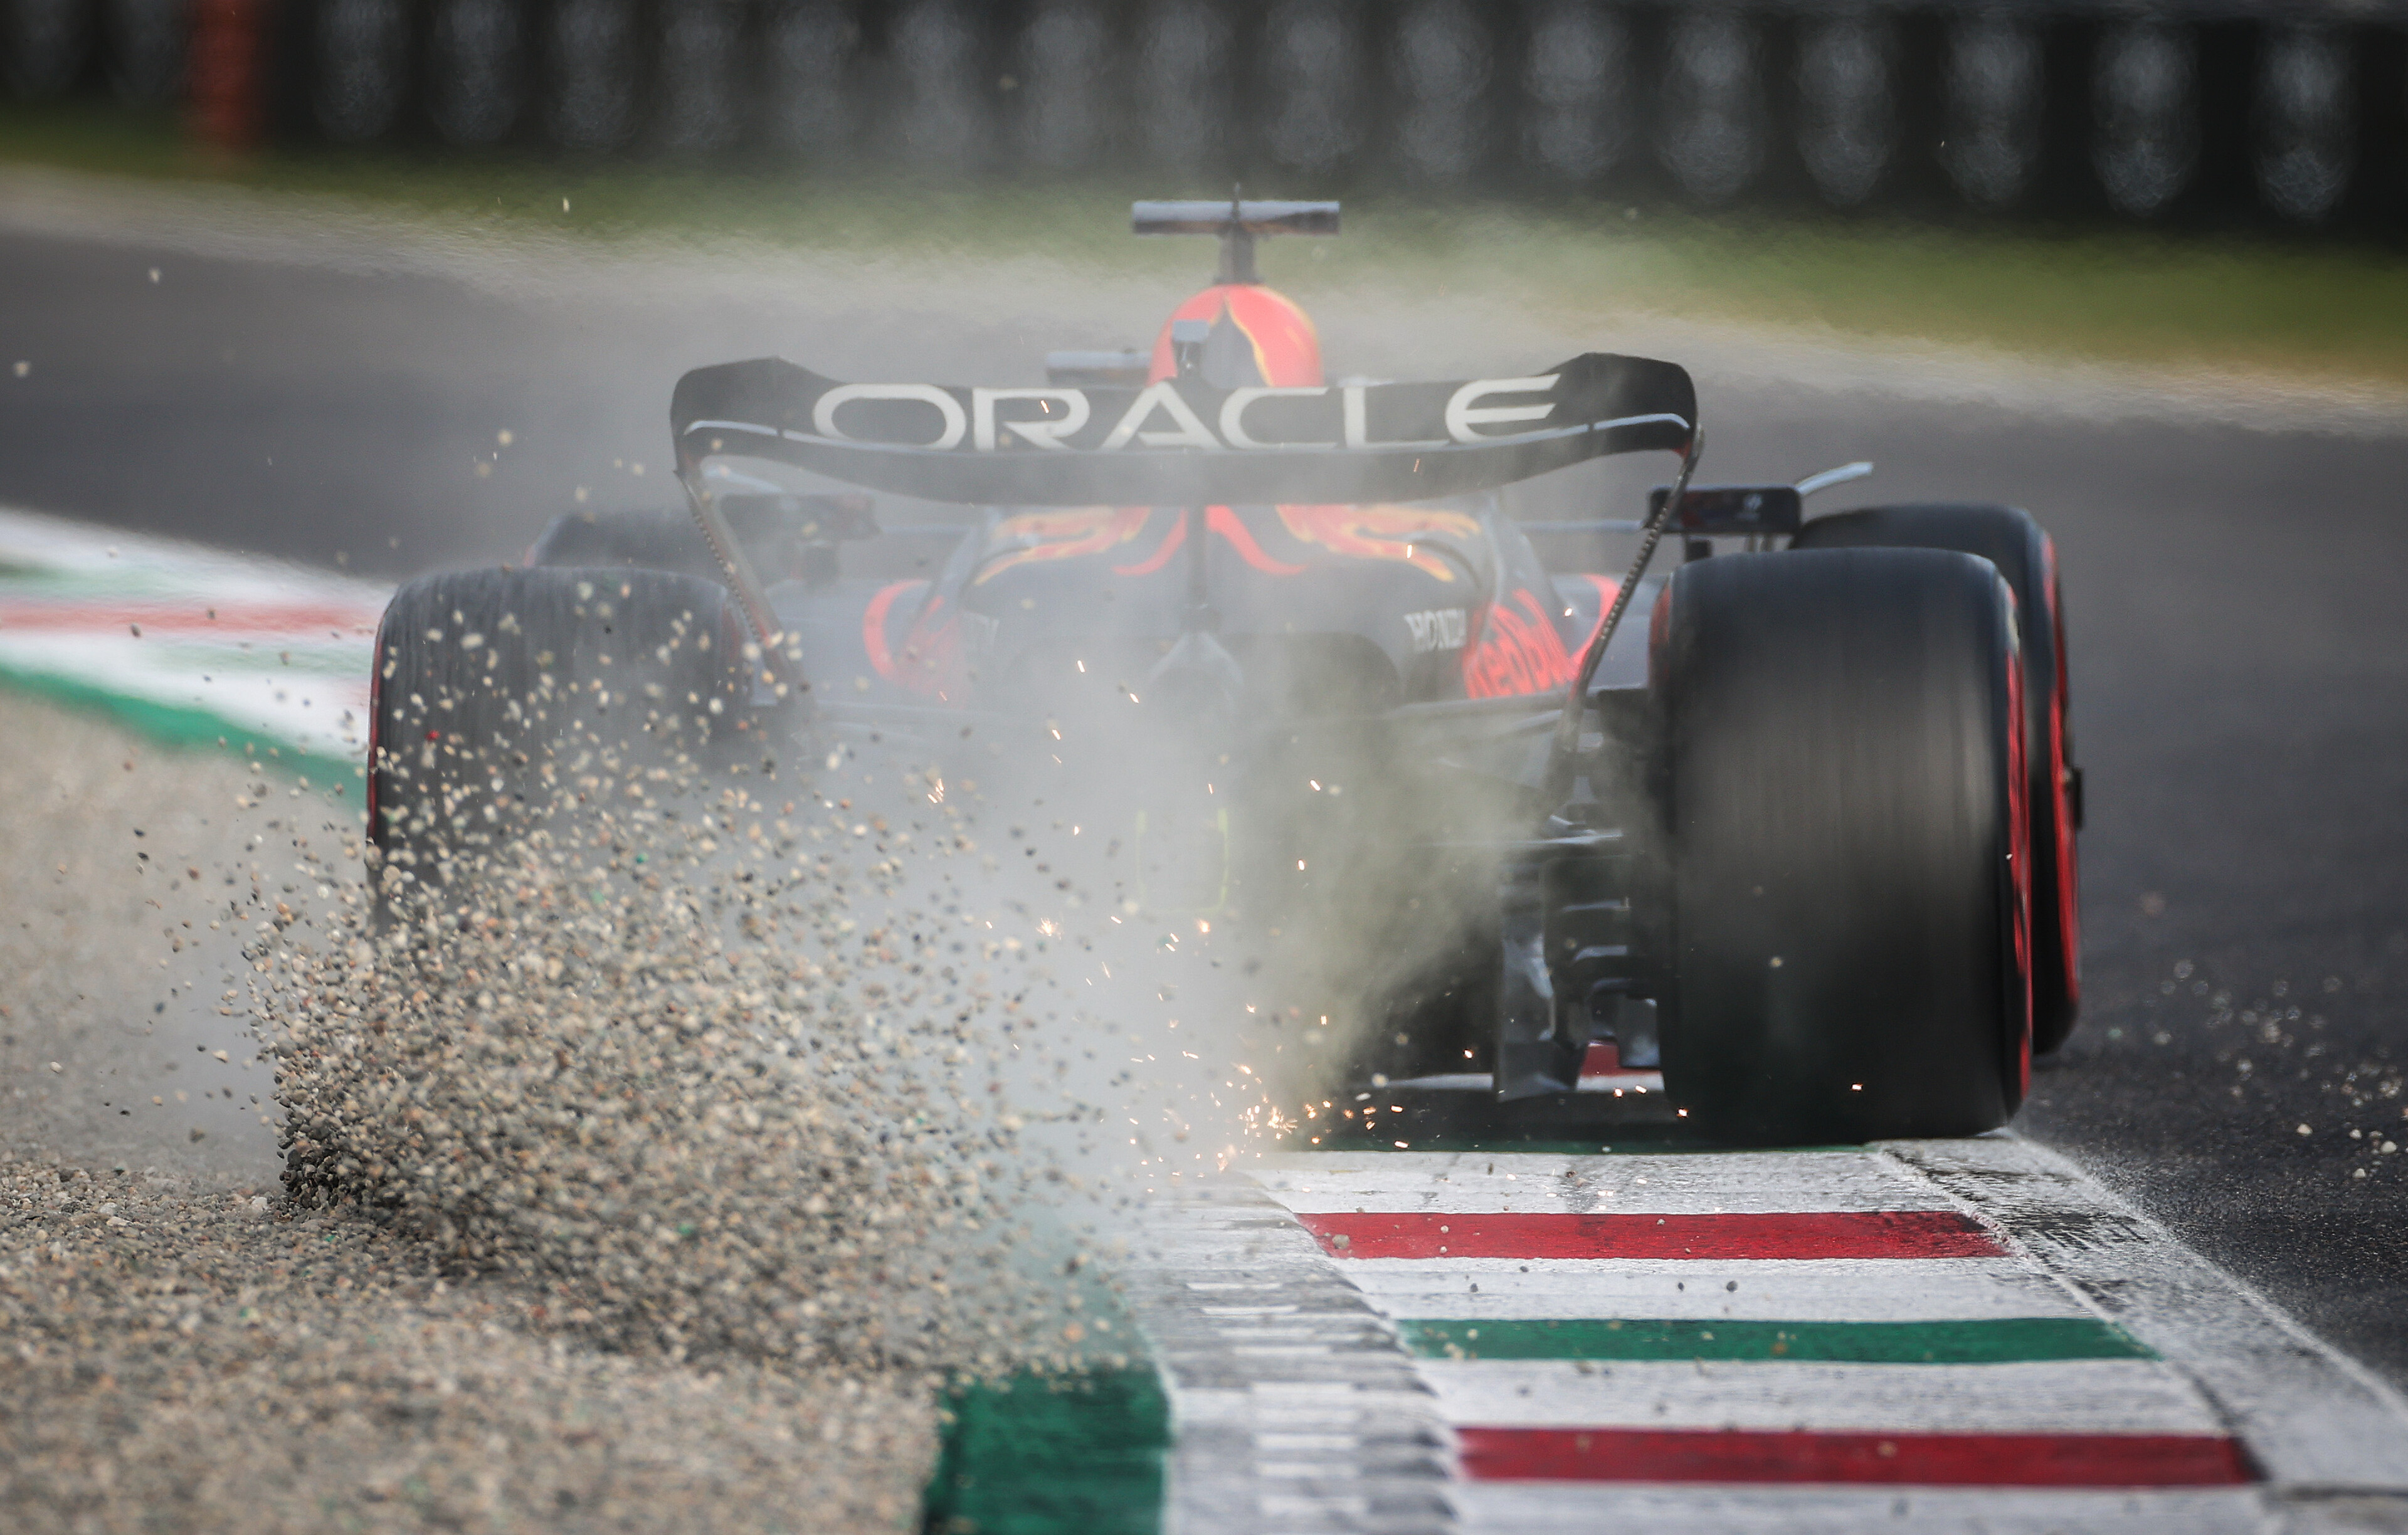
[1423,1358,2226,1437]
[1252,1151,1948,1216]
[1338,1257,2093,1323]
[1450,1484,2269,1535]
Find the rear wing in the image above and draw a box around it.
[1135,196,1338,282]
[670,352,1696,507]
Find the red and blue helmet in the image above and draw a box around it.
[1146,283,1324,389]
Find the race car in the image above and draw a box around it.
[364,196,2081,1144]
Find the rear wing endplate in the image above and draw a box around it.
[671,352,1696,507]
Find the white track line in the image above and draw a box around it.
[1888,1136,2408,1495]
[1131,1183,1454,1535]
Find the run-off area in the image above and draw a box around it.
[1134,1136,2408,1535]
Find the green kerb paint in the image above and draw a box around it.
[921,1367,1169,1535]
[1398,1317,2155,1364]
[0,663,359,789]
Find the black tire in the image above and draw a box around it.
[1792,503,2080,1052]
[525,508,729,583]
[1656,548,2031,1143]
[366,566,750,907]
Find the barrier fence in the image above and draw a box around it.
[6,0,2407,228]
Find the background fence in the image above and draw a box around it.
[7,0,2408,230]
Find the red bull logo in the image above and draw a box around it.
[1462,576,1615,700]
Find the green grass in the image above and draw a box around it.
[8,100,2408,387]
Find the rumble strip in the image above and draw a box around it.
[1126,1135,2408,1534]
[0,505,386,765]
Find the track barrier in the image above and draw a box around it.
[8,1,2406,227]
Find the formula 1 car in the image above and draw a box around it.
[365,198,2081,1143]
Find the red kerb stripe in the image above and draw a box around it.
[0,601,379,633]
[1457,1427,2256,1488]
[1296,1210,2002,1260]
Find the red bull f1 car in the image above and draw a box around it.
[366,198,2081,1144]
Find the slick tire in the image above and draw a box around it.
[366,566,749,911]
[1656,547,2032,1143]
[1792,504,2081,1053]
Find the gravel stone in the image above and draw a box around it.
[0,693,953,1533]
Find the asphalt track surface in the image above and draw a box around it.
[2,201,2405,1398]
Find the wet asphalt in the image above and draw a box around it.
[2,218,2404,1388]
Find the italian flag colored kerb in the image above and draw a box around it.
[1252,1149,2258,1504]
[0,507,389,769]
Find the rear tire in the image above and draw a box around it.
[1656,548,2031,1142]
[366,566,750,910]
[1792,504,2080,1052]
